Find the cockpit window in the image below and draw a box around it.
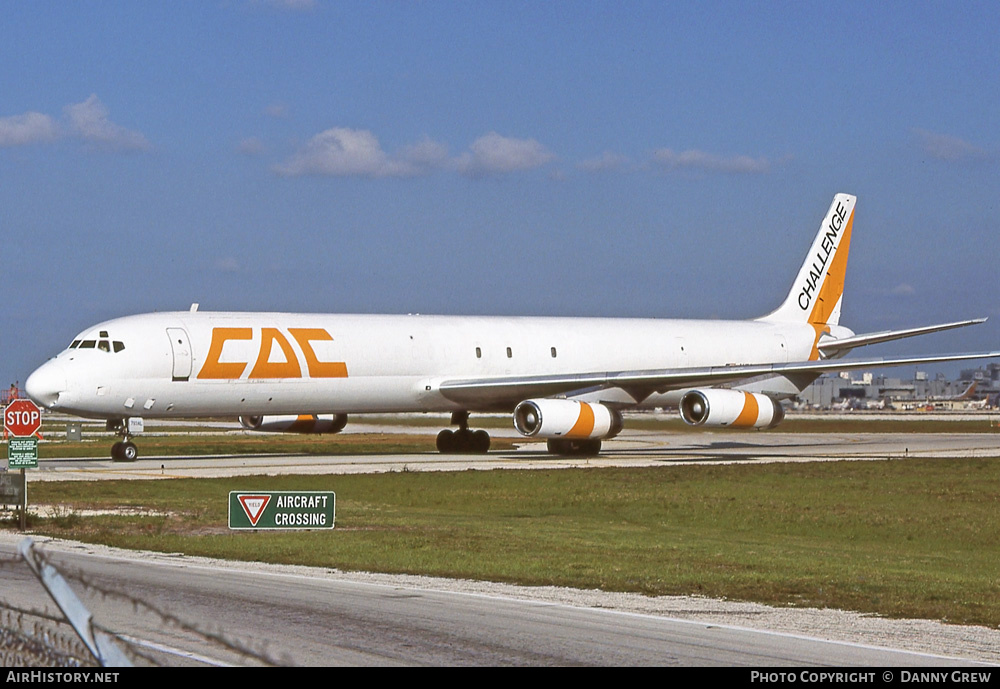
[71,334,125,353]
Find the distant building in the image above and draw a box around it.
[799,368,998,410]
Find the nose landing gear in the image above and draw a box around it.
[107,418,141,462]
[111,440,139,462]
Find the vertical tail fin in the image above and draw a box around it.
[760,193,857,328]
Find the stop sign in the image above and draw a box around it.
[5,399,42,437]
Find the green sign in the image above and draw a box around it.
[8,437,38,469]
[229,491,335,530]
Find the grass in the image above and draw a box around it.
[15,456,1000,628]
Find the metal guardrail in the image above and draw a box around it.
[1,537,287,667]
[0,538,292,668]
[16,539,132,666]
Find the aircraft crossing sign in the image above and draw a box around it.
[229,491,335,530]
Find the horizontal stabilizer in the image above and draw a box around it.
[818,318,987,357]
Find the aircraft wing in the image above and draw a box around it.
[817,318,987,357]
[438,350,1000,408]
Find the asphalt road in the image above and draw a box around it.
[0,535,987,667]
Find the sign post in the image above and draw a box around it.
[4,398,42,531]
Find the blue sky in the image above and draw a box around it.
[2,1,998,387]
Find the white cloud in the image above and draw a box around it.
[453,132,554,177]
[273,128,556,179]
[64,94,151,150]
[651,148,770,174]
[912,128,988,162]
[0,111,59,147]
[1,96,151,152]
[274,127,434,177]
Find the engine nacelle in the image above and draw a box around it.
[239,414,348,434]
[513,399,624,440]
[679,389,784,429]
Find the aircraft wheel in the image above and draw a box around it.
[121,441,139,462]
[111,442,123,461]
[453,428,473,453]
[472,429,491,454]
[436,429,455,453]
[437,428,490,454]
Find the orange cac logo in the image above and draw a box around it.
[197,327,348,380]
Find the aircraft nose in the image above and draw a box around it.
[25,361,67,409]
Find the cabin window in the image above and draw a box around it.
[100,331,108,337]
[98,340,110,352]
[551,347,557,358]
[113,341,125,353]
[79,340,96,349]
[506,347,512,358]
[70,340,81,349]
[475,347,482,358]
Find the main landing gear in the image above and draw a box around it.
[436,411,491,454]
[107,419,139,462]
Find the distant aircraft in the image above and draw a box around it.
[25,194,1000,460]
[900,380,985,411]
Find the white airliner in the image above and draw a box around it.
[25,194,999,460]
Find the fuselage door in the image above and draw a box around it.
[167,327,193,381]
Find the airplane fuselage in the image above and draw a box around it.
[30,311,820,419]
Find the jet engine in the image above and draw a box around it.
[513,398,624,439]
[679,389,784,429]
[239,414,348,434]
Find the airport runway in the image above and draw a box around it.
[20,428,1000,482]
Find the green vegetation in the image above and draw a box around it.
[18,457,1000,628]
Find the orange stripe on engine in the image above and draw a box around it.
[567,402,596,438]
[733,392,759,427]
[288,414,318,433]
